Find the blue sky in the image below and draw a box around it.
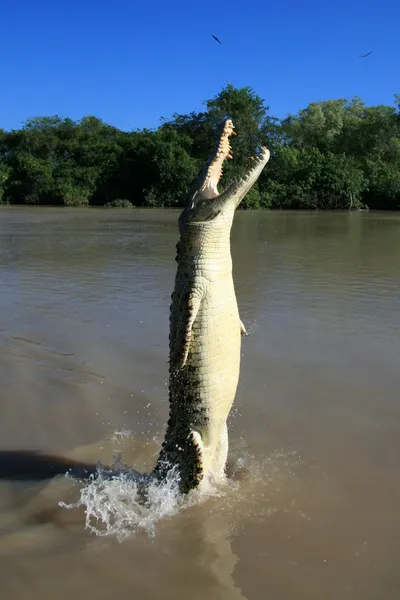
[1,0,398,132]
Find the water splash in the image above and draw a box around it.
[60,456,189,540]
[59,438,301,542]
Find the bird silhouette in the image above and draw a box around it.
[359,51,372,58]
[212,34,222,45]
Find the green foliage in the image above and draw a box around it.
[240,184,264,209]
[105,198,133,208]
[0,160,11,204]
[273,95,400,209]
[52,179,91,206]
[144,146,199,207]
[0,86,399,210]
[364,159,400,209]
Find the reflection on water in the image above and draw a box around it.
[0,207,399,599]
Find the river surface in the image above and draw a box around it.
[0,207,399,599]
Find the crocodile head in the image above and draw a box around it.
[179,118,270,230]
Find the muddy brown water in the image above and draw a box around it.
[0,207,399,599]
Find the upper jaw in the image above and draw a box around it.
[196,119,236,199]
[186,119,236,206]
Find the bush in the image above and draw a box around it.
[104,198,133,208]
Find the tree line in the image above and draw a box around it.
[1,85,399,210]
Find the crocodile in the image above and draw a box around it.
[149,119,270,493]
[0,121,270,498]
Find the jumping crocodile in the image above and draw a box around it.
[0,120,270,497]
[149,119,270,493]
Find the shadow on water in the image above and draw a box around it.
[0,450,101,481]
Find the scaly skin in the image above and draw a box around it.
[152,120,270,493]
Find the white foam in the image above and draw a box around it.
[59,443,300,542]
[60,458,188,540]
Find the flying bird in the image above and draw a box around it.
[212,34,222,45]
[359,51,372,58]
